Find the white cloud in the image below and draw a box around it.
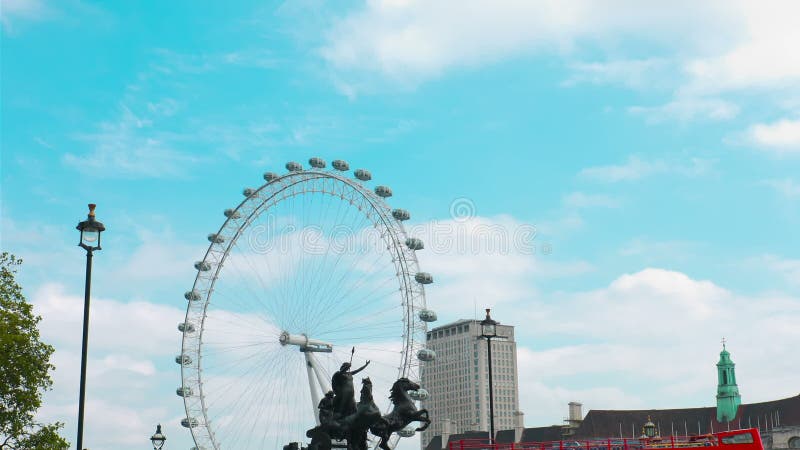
[619,238,703,262]
[30,284,190,450]
[562,192,620,209]
[320,0,800,135]
[681,1,800,95]
[33,284,184,356]
[579,156,665,182]
[562,58,669,90]
[65,104,201,178]
[0,0,50,31]
[320,0,731,90]
[508,268,800,425]
[747,254,800,287]
[745,118,800,154]
[579,155,714,182]
[629,97,739,123]
[762,178,800,198]
[320,1,800,90]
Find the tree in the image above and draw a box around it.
[0,252,69,449]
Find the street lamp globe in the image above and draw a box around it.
[76,204,106,251]
[150,424,166,450]
[480,308,497,338]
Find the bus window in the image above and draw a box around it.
[721,434,754,445]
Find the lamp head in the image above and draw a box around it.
[150,424,166,450]
[76,204,106,251]
[480,308,497,338]
[643,416,656,438]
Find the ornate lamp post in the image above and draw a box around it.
[75,204,105,450]
[480,308,499,443]
[150,424,166,450]
[643,416,657,439]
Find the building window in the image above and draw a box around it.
[788,437,800,449]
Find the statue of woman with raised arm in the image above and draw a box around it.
[330,360,370,417]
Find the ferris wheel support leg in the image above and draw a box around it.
[305,352,322,425]
[307,352,332,393]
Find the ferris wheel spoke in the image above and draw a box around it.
[322,304,402,330]
[316,283,400,333]
[300,191,349,327]
[308,225,382,321]
[307,269,391,333]
[228,242,286,321]
[215,252,281,328]
[301,212,373,327]
[210,350,295,444]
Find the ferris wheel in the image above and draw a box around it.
[176,158,438,450]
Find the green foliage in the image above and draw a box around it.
[0,253,69,449]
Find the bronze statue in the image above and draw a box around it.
[370,378,430,450]
[318,391,335,425]
[305,361,429,450]
[331,360,370,418]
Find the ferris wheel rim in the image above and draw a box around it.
[178,164,430,450]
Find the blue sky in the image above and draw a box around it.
[2,1,800,449]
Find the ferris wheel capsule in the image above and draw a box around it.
[309,157,326,168]
[224,208,241,219]
[354,169,371,181]
[176,386,193,397]
[398,427,415,438]
[375,186,392,198]
[415,272,433,284]
[392,209,410,221]
[194,261,212,271]
[178,322,196,333]
[406,237,424,250]
[184,290,201,301]
[419,309,437,322]
[207,233,225,244]
[263,172,279,182]
[181,417,199,428]
[409,388,429,401]
[243,188,256,197]
[286,161,303,172]
[176,354,192,365]
[332,160,349,171]
[417,348,436,362]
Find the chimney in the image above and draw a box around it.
[514,411,525,442]
[569,402,583,422]
[441,418,453,449]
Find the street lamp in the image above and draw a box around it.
[642,416,657,439]
[150,424,166,450]
[75,204,105,450]
[480,308,500,443]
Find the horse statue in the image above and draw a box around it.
[370,378,431,450]
[308,378,381,450]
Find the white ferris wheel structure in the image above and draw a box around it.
[176,157,438,450]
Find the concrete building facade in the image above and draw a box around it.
[420,319,521,448]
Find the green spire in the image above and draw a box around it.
[716,338,741,423]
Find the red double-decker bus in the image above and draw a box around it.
[448,428,763,450]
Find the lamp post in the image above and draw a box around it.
[480,308,499,444]
[150,424,166,450]
[642,416,657,439]
[75,204,105,450]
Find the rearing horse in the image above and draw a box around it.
[370,378,430,450]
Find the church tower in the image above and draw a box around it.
[716,339,741,423]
